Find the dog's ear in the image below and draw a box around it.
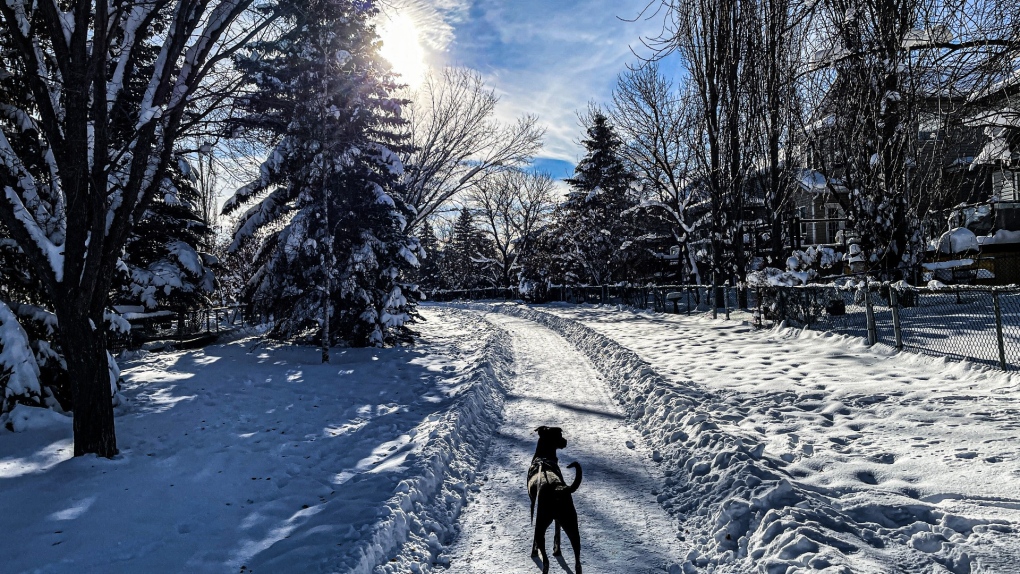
[535,426,547,435]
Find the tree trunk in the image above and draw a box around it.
[58,306,117,457]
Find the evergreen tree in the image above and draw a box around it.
[114,158,216,311]
[415,220,445,291]
[443,207,497,289]
[556,110,640,284]
[222,0,421,349]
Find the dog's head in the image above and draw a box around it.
[535,426,567,450]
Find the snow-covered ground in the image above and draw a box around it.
[2,302,1019,573]
[479,302,1020,574]
[0,308,508,574]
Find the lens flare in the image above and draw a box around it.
[378,12,426,88]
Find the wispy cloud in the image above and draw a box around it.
[443,0,671,169]
[383,0,674,177]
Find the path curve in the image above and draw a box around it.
[445,311,685,574]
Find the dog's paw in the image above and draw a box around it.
[552,548,562,557]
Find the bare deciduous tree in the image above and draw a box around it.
[644,0,755,297]
[466,169,556,287]
[611,62,705,283]
[398,67,545,231]
[0,0,276,456]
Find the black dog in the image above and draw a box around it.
[527,426,582,574]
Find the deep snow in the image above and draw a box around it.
[2,302,1019,573]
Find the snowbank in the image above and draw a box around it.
[1,403,71,432]
[345,321,510,573]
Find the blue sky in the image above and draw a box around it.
[385,0,678,181]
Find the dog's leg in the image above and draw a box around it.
[552,520,562,556]
[534,513,554,574]
[561,513,582,574]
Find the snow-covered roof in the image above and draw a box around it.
[970,130,1013,168]
[795,168,847,195]
[963,107,1020,129]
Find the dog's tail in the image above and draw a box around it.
[566,461,582,493]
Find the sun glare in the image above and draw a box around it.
[378,12,427,88]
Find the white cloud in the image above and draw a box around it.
[380,0,675,167]
[444,0,670,164]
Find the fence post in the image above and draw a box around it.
[805,289,813,330]
[890,288,903,350]
[756,288,763,329]
[993,290,1007,370]
[712,284,718,320]
[865,287,878,346]
[725,286,731,320]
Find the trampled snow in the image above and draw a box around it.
[2,303,1019,573]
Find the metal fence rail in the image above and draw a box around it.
[427,284,756,319]
[755,284,1020,370]
[109,304,252,352]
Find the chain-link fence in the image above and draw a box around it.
[427,284,757,320]
[755,283,1020,370]
[430,282,1020,370]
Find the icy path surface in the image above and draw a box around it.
[446,311,686,574]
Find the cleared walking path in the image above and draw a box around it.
[445,311,686,574]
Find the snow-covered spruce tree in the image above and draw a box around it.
[223,0,421,350]
[414,220,445,292]
[556,109,641,285]
[441,207,498,289]
[114,157,216,312]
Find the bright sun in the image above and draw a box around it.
[378,12,427,88]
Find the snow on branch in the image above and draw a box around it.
[227,186,292,253]
[222,139,291,214]
[2,185,64,282]
[168,0,247,110]
[106,3,157,112]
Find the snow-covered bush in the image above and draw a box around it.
[746,246,843,288]
[0,301,43,415]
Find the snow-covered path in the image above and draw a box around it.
[446,311,686,574]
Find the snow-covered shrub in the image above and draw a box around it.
[746,246,844,288]
[0,301,43,415]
